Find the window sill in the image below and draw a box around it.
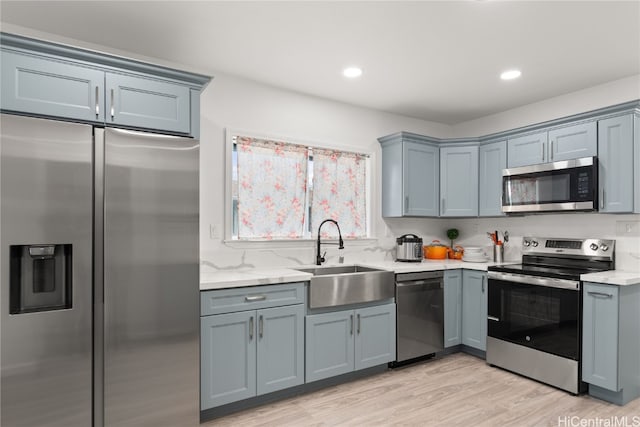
[223,237,379,249]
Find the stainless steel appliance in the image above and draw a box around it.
[394,271,444,363]
[487,236,615,394]
[1,114,199,426]
[395,234,423,262]
[502,156,598,213]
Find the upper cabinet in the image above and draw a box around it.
[479,140,507,217]
[507,122,597,167]
[549,121,597,162]
[380,103,638,219]
[379,133,439,217]
[440,145,478,217]
[507,131,548,167]
[1,50,105,123]
[1,34,210,137]
[106,72,191,134]
[598,114,634,213]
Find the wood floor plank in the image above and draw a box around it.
[203,353,640,426]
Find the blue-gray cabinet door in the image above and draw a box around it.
[635,115,640,214]
[256,305,304,395]
[403,141,439,216]
[444,270,462,347]
[582,283,619,391]
[548,121,597,162]
[461,270,488,351]
[440,145,479,217]
[507,131,548,167]
[1,50,104,122]
[106,72,190,134]
[479,140,507,217]
[305,311,354,382]
[598,115,634,213]
[354,304,396,370]
[201,311,256,410]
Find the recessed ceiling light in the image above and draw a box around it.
[343,67,363,78]
[500,69,522,80]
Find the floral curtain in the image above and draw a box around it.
[311,148,367,238]
[236,136,308,239]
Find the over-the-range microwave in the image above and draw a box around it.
[502,156,598,213]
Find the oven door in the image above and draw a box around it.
[502,156,597,213]
[487,272,581,360]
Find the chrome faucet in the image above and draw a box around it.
[316,219,344,265]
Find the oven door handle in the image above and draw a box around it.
[487,271,580,291]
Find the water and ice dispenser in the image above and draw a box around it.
[10,244,72,314]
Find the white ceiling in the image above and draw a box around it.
[1,1,639,124]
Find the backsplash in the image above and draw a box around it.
[200,213,640,273]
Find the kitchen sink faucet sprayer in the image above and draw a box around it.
[316,219,344,265]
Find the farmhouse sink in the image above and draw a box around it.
[295,265,395,308]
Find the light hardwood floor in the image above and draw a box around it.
[203,353,640,426]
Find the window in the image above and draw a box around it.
[231,134,369,240]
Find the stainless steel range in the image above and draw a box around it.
[487,236,615,394]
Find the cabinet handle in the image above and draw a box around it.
[357,314,361,334]
[259,315,264,338]
[587,291,613,299]
[541,143,545,162]
[441,198,445,214]
[405,196,409,212]
[110,88,115,120]
[95,86,100,117]
[350,314,354,335]
[249,316,254,340]
[600,189,605,210]
[482,276,485,293]
[245,295,266,302]
[550,140,554,161]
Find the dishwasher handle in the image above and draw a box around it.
[396,279,443,290]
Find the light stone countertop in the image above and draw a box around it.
[199,259,519,291]
[200,269,313,291]
[580,270,640,286]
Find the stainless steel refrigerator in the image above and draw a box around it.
[1,113,200,426]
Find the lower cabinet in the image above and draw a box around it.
[201,304,304,410]
[582,282,640,405]
[444,270,462,347]
[305,303,396,383]
[461,270,488,352]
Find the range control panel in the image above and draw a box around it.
[522,236,615,259]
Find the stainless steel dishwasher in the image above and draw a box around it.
[395,271,444,363]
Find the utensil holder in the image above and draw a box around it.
[493,245,504,263]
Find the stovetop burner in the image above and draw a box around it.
[489,263,605,281]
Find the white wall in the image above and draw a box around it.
[199,72,452,270]
[451,74,640,138]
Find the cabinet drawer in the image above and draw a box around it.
[201,282,305,316]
